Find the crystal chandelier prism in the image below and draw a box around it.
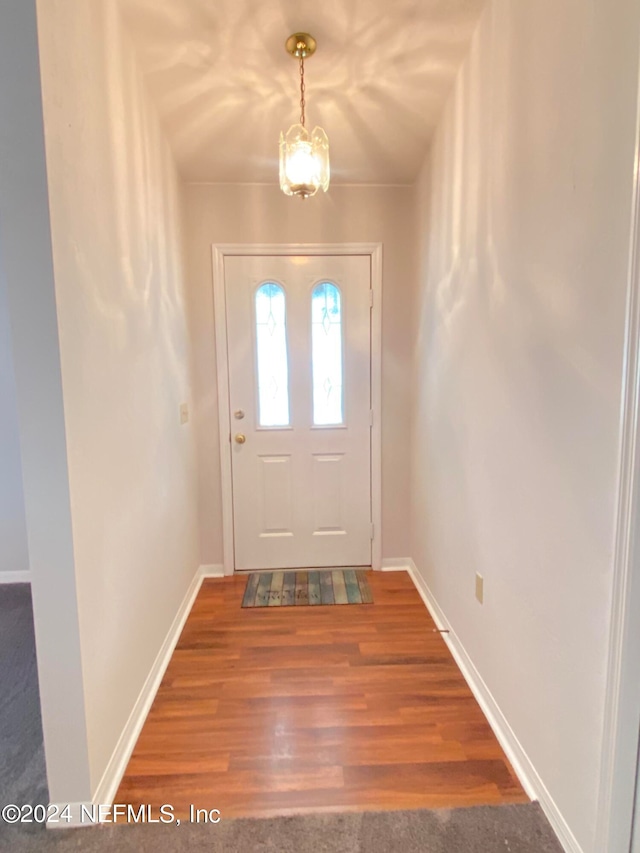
[279,33,330,199]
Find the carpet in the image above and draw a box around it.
[0,584,48,823]
[241,569,373,607]
[0,804,563,852]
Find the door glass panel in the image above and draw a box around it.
[255,283,290,427]
[312,282,344,425]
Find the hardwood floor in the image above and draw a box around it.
[116,571,527,818]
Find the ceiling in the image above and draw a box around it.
[119,0,485,184]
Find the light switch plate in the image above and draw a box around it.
[475,573,484,604]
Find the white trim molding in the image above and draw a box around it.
[0,570,31,584]
[87,567,205,814]
[369,244,383,572]
[211,243,384,574]
[406,560,583,853]
[595,49,640,853]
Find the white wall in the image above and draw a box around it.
[0,0,90,806]
[0,270,29,578]
[410,1,640,851]
[185,183,414,565]
[36,0,199,794]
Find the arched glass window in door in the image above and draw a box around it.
[312,282,344,425]
[255,283,290,427]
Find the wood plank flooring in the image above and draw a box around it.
[116,571,527,818]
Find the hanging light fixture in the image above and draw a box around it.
[279,33,330,199]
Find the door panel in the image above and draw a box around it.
[312,454,346,533]
[259,455,293,535]
[224,255,372,570]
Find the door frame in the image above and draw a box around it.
[211,243,383,576]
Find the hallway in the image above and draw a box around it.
[0,574,563,853]
[116,572,526,817]
[2,0,640,850]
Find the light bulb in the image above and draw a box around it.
[285,142,317,187]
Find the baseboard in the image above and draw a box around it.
[380,558,413,572]
[46,802,95,829]
[0,570,31,584]
[199,563,225,578]
[406,559,584,853]
[90,567,205,811]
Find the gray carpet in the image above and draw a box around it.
[1,804,562,852]
[0,584,48,819]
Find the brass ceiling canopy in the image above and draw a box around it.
[285,33,317,59]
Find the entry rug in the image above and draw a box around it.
[242,569,373,607]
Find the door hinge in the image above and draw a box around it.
[370,523,375,541]
[369,290,374,308]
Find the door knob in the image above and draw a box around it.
[235,433,247,445]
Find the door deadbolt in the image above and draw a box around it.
[234,409,245,420]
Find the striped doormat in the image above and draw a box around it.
[242,569,373,608]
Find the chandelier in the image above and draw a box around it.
[279,33,330,199]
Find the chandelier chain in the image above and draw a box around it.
[299,55,306,127]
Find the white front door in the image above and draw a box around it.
[224,254,372,571]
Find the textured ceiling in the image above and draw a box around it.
[119,0,485,184]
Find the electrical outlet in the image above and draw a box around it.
[180,403,189,425]
[475,573,484,604]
